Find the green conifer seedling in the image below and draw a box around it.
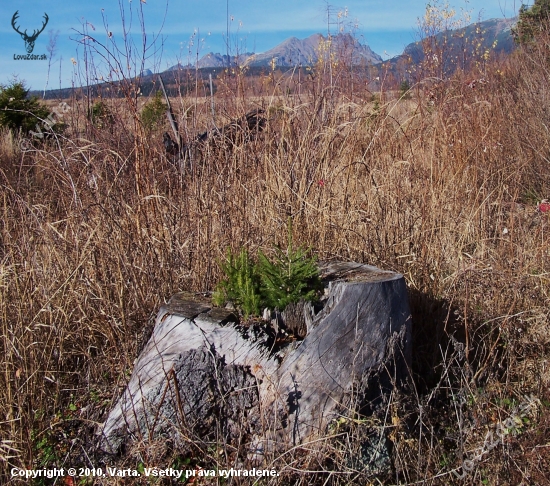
[213,247,262,318]
[257,244,321,310]
[213,219,322,317]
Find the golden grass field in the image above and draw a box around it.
[1,29,550,485]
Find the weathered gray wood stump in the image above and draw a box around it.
[99,262,412,458]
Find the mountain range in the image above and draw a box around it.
[167,53,254,70]
[395,17,517,65]
[167,32,382,71]
[164,17,517,72]
[34,17,519,99]
[243,32,382,67]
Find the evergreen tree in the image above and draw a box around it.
[257,245,321,310]
[213,220,322,317]
[514,0,550,44]
[257,218,321,310]
[141,91,167,131]
[0,81,52,133]
[213,248,262,318]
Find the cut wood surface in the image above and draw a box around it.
[99,262,412,457]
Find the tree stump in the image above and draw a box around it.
[99,262,412,460]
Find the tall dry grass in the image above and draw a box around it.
[1,34,550,485]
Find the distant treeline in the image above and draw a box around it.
[32,66,281,100]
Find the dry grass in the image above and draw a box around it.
[1,34,550,485]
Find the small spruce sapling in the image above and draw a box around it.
[213,247,262,318]
[213,219,322,317]
[257,221,321,310]
[0,80,53,133]
[141,91,167,132]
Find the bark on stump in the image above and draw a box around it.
[99,262,412,459]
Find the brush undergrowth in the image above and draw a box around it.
[1,11,550,486]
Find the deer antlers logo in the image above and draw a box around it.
[11,11,49,54]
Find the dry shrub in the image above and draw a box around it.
[1,30,550,485]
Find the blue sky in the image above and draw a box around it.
[1,0,524,92]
